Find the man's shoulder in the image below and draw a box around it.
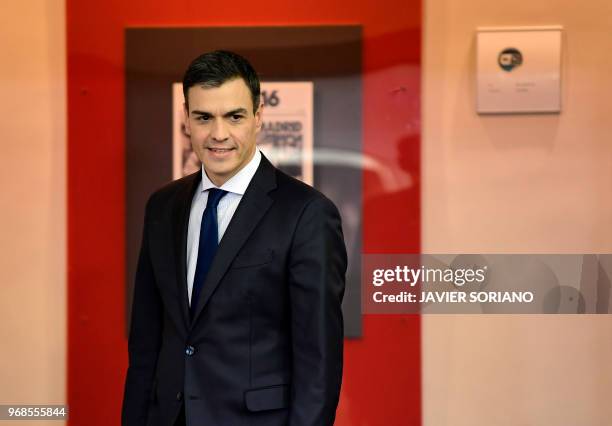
[274,169,320,200]
[146,170,199,209]
[272,169,338,215]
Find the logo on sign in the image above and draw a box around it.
[498,48,523,72]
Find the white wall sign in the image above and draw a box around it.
[476,26,563,114]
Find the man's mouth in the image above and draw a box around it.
[206,147,236,159]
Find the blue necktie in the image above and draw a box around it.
[191,188,228,318]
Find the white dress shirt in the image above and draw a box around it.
[186,148,262,305]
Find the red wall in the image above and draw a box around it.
[67,1,421,425]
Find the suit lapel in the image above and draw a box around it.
[191,155,277,325]
[172,170,202,329]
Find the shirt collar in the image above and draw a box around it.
[200,148,261,195]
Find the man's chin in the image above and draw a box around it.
[201,164,233,185]
[201,153,233,168]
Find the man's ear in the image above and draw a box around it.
[183,102,191,136]
[254,101,264,132]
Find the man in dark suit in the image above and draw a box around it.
[122,50,347,426]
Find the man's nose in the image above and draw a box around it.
[211,119,229,141]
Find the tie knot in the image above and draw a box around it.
[207,188,228,209]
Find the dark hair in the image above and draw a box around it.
[182,50,261,114]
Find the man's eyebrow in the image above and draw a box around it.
[190,108,248,117]
[223,108,248,117]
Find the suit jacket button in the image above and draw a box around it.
[176,391,183,401]
[185,345,195,356]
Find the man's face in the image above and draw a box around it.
[184,78,262,186]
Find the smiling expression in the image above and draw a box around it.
[184,78,263,187]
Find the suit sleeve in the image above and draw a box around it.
[288,196,347,426]
[122,197,163,426]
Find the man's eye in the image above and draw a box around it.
[197,115,211,122]
[230,115,244,122]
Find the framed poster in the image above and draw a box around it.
[257,82,314,185]
[476,26,563,114]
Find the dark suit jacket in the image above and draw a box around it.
[122,155,347,426]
